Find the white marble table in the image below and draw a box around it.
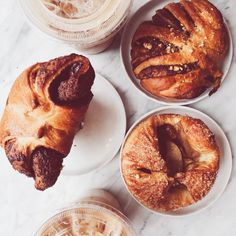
[0,0,235,235]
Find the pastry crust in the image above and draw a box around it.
[131,0,229,99]
[121,114,220,212]
[0,54,95,190]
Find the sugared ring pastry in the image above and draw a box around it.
[0,54,95,190]
[131,0,229,99]
[121,114,220,212]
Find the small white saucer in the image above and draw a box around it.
[62,73,126,175]
[120,106,232,216]
[120,0,233,106]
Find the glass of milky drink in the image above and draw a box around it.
[19,0,133,54]
[35,189,136,236]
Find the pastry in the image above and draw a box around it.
[121,114,220,211]
[0,54,95,190]
[131,0,229,99]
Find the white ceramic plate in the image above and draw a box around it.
[120,106,232,216]
[62,74,126,175]
[0,74,126,176]
[120,0,233,106]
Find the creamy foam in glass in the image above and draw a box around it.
[19,0,133,53]
[35,189,136,236]
[41,0,107,19]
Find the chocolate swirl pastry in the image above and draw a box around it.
[131,0,229,99]
[0,54,95,190]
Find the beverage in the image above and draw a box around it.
[35,189,135,236]
[19,0,133,53]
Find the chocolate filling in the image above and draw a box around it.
[132,36,179,68]
[49,62,95,106]
[153,8,182,30]
[138,62,199,79]
[135,36,164,48]
[32,146,64,190]
[178,2,195,26]
[5,140,64,190]
[135,37,179,53]
[5,140,34,177]
[152,4,195,32]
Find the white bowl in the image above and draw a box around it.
[120,106,232,216]
[62,73,126,175]
[120,0,233,105]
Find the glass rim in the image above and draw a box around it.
[19,0,133,44]
[34,200,136,236]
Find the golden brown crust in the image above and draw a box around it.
[131,0,229,99]
[0,54,95,190]
[121,114,220,212]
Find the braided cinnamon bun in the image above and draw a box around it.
[121,114,220,212]
[131,0,229,99]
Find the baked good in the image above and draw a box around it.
[121,114,220,211]
[131,0,229,99]
[0,54,95,190]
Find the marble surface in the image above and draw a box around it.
[0,0,235,235]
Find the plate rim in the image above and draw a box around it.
[62,73,127,176]
[120,0,234,106]
[119,105,232,217]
